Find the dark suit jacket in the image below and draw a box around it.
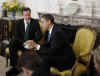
[9,18,42,66]
[14,18,42,43]
[39,24,75,70]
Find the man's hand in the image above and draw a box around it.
[24,40,39,49]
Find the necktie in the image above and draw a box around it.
[48,32,51,42]
[24,23,30,41]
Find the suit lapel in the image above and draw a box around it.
[21,19,25,34]
[24,19,33,33]
[49,24,56,41]
[29,19,33,32]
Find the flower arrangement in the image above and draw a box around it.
[2,0,23,13]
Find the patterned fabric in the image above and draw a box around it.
[73,27,96,62]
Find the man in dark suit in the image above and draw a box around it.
[25,14,76,76]
[7,7,42,76]
[14,8,41,45]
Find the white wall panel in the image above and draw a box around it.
[22,0,100,18]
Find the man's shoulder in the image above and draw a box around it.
[31,18,38,21]
[54,23,63,32]
[31,18,39,23]
[16,18,39,23]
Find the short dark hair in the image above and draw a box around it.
[17,51,40,71]
[22,7,31,12]
[41,14,54,23]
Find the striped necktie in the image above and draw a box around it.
[24,23,30,41]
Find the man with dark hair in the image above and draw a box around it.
[41,14,54,23]
[18,51,40,76]
[7,7,42,76]
[22,7,31,12]
[14,7,41,43]
[18,51,60,76]
[25,14,76,76]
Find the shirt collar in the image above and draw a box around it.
[24,19,31,24]
[49,24,54,35]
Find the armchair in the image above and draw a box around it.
[51,26,96,76]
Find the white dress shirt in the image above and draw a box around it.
[36,25,54,50]
[24,20,31,32]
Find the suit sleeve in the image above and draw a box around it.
[33,20,43,43]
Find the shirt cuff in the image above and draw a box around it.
[36,45,40,50]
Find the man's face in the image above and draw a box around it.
[39,18,49,34]
[22,67,33,76]
[23,11,31,22]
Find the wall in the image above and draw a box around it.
[0,0,100,18]
[22,0,59,18]
[22,0,100,18]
